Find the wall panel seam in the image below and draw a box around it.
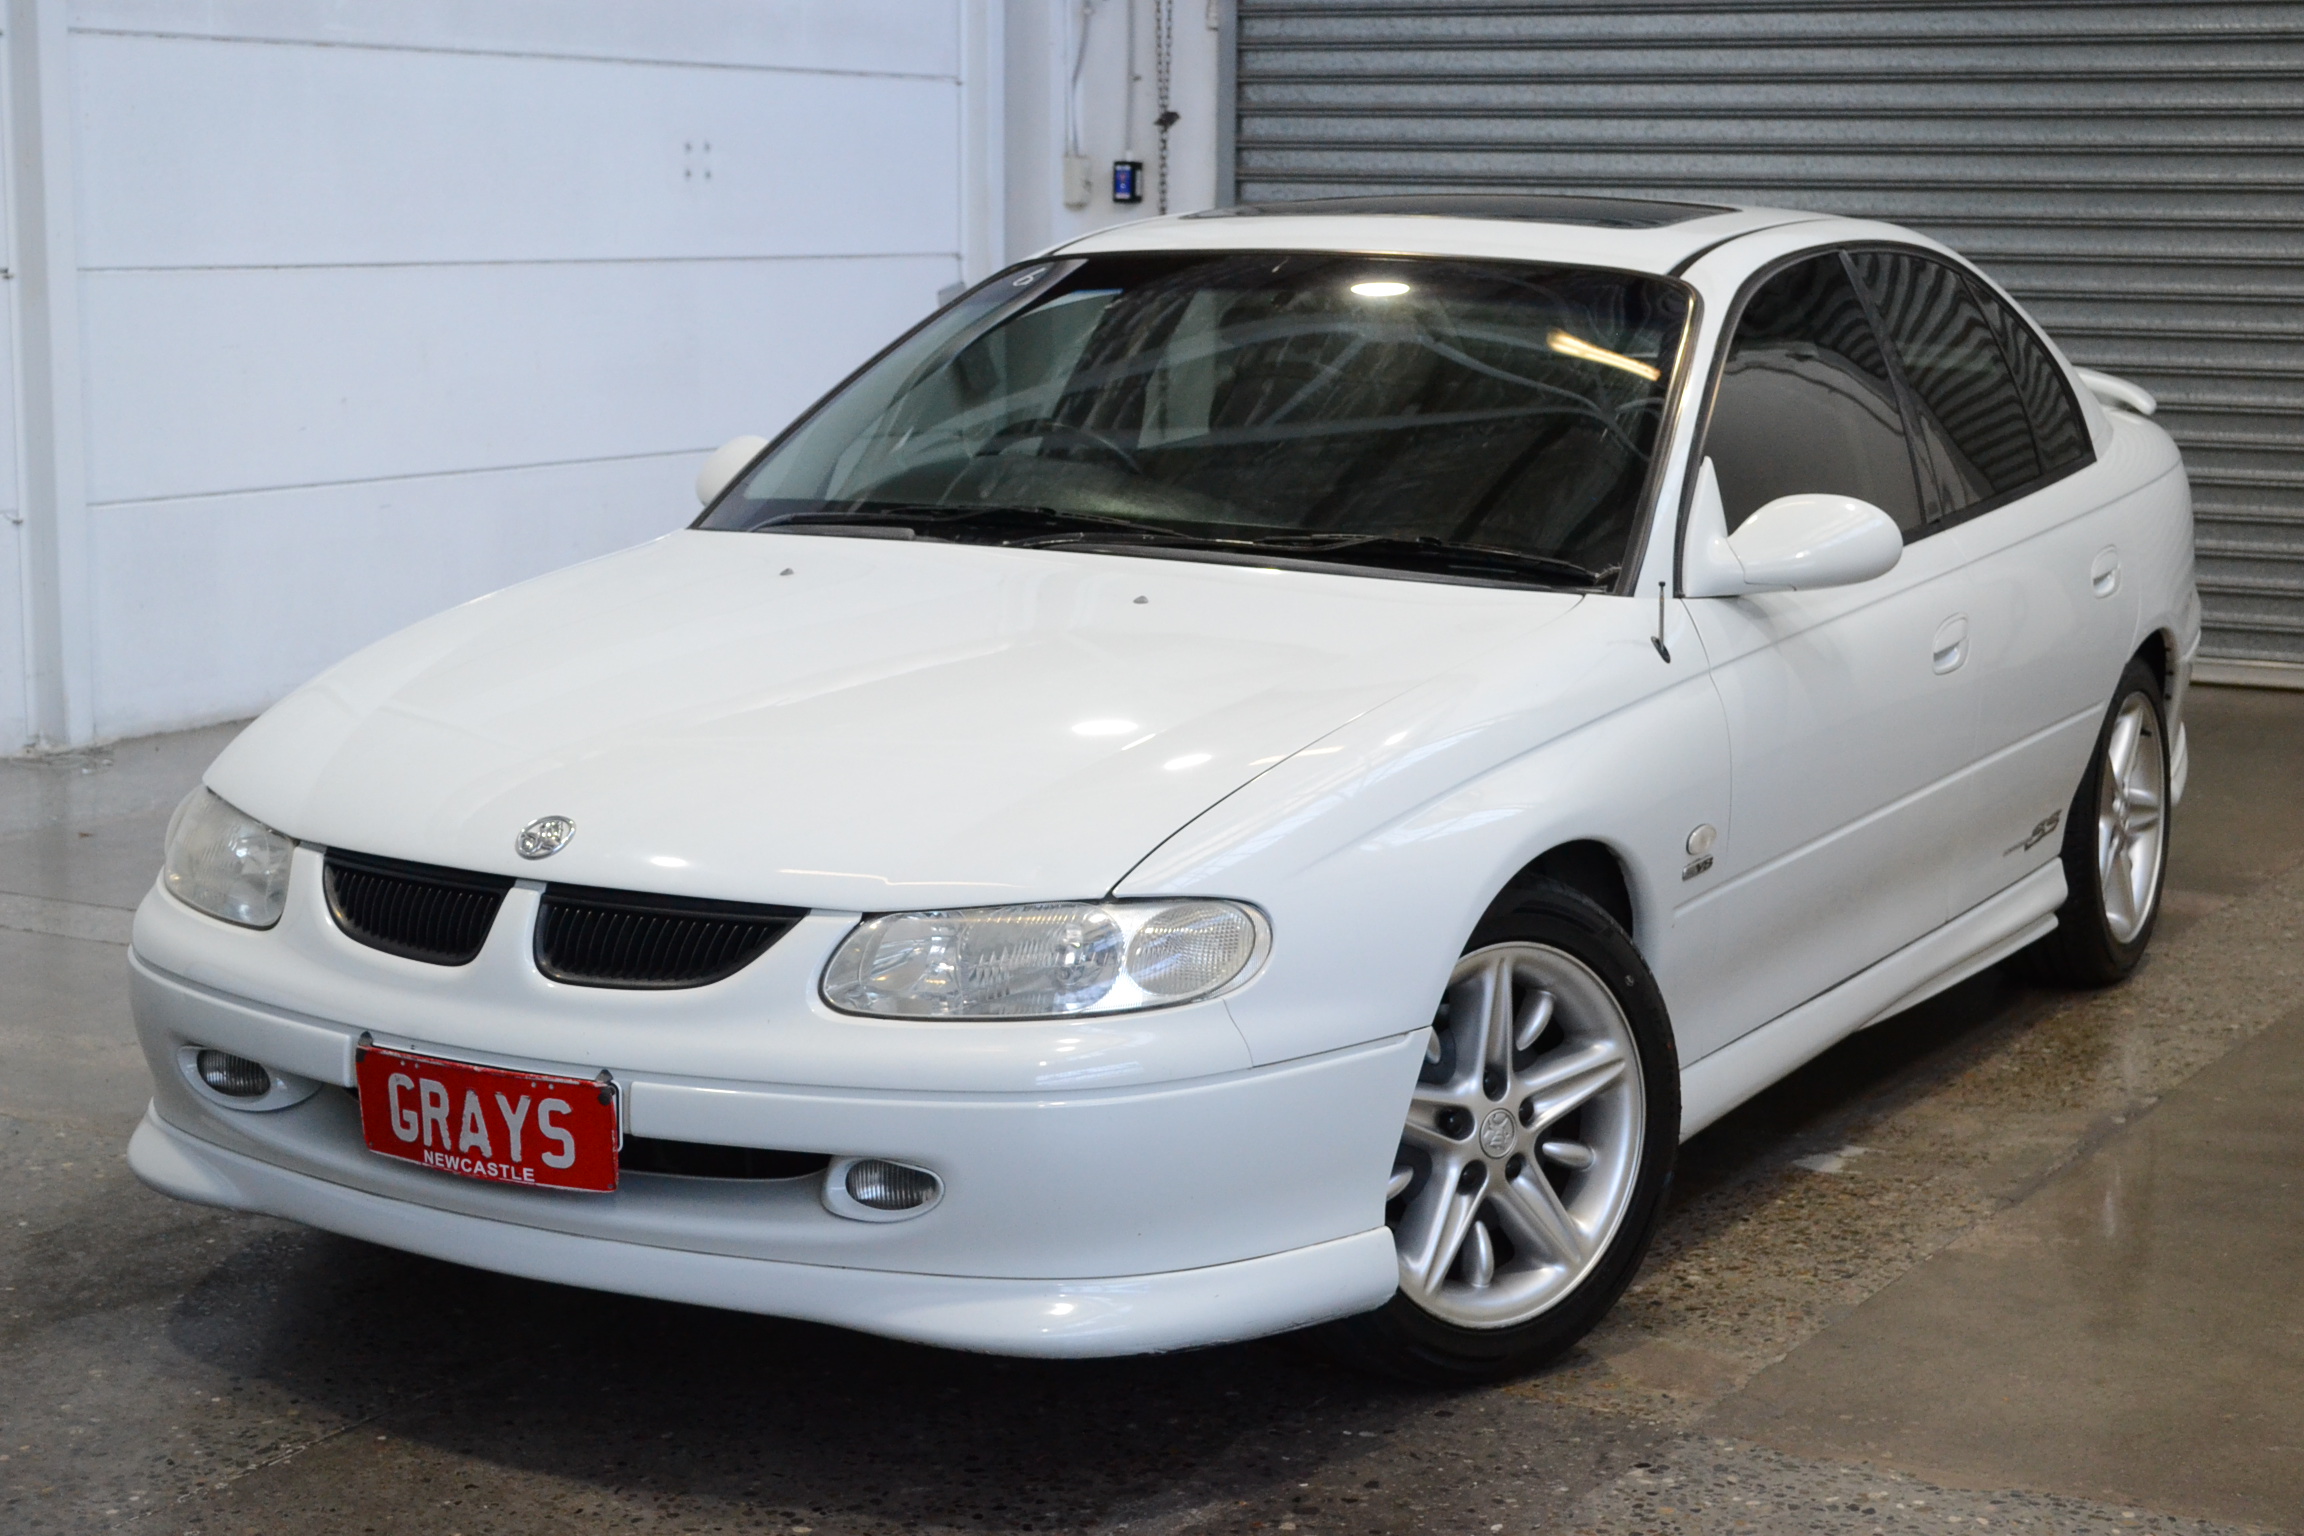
[85,449,714,511]
[68,27,959,83]
[79,253,961,275]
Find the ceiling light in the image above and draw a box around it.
[1350,281,1411,298]
[1547,329,1661,382]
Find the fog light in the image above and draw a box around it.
[845,1159,940,1211]
[195,1049,270,1099]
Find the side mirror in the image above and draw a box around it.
[1682,458,1903,596]
[695,434,769,507]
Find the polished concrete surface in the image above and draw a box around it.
[2,689,2301,1535]
[1714,992,2304,1527]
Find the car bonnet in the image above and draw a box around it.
[206,529,1584,911]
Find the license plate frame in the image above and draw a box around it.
[355,1043,620,1193]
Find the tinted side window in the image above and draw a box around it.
[1972,283,2092,475]
[1852,251,2040,514]
[1707,254,1924,534]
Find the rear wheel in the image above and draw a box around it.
[2019,657,2169,987]
[1320,879,1677,1383]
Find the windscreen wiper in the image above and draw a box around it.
[1241,534,1616,589]
[1045,529,1615,589]
[760,506,1614,589]
[758,504,1174,542]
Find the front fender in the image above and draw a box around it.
[1117,596,1732,1067]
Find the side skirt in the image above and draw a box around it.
[1677,862,2067,1139]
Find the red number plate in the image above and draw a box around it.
[356,1045,619,1193]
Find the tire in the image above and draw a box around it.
[1317,878,1679,1384]
[2017,656,2170,988]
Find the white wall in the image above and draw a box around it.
[9,0,1007,748]
[5,0,1228,752]
[0,63,23,753]
[0,520,24,751]
[1004,0,1222,261]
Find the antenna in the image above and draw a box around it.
[1652,582,1671,663]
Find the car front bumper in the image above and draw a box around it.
[127,1106,1398,1357]
[127,912,1418,1356]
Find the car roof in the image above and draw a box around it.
[1053,194,1859,278]
[1196,193,1738,229]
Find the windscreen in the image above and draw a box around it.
[701,251,1692,586]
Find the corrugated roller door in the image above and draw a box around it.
[1235,1,2304,674]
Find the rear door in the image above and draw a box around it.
[1675,251,1980,1059]
[1848,250,2135,914]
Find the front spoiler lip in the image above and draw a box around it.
[126,1106,1399,1357]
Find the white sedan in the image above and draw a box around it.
[128,194,2196,1382]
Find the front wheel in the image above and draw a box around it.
[1318,879,1678,1384]
[2019,657,2169,988]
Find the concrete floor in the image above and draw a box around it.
[3,688,2302,1536]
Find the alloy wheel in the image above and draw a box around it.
[2096,691,2166,945]
[1389,943,1645,1329]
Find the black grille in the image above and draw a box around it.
[324,849,513,965]
[535,884,802,989]
[620,1137,828,1180]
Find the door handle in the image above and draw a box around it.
[1932,615,1968,675]
[2090,546,2121,598]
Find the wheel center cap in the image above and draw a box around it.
[1479,1107,1518,1158]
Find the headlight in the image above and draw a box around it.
[162,788,295,929]
[822,899,1267,1018]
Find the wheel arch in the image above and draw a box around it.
[1484,839,1639,947]
[2133,628,2171,700]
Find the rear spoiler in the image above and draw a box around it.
[2075,367,2157,417]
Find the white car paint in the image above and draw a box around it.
[1685,486,1906,594]
[1675,502,1982,1057]
[207,531,1583,912]
[128,201,2199,1357]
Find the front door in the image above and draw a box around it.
[1673,252,1980,1060]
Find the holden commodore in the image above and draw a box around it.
[128,194,2196,1382]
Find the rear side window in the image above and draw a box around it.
[1706,253,1924,534]
[1971,284,2093,475]
[1851,251,2041,515]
